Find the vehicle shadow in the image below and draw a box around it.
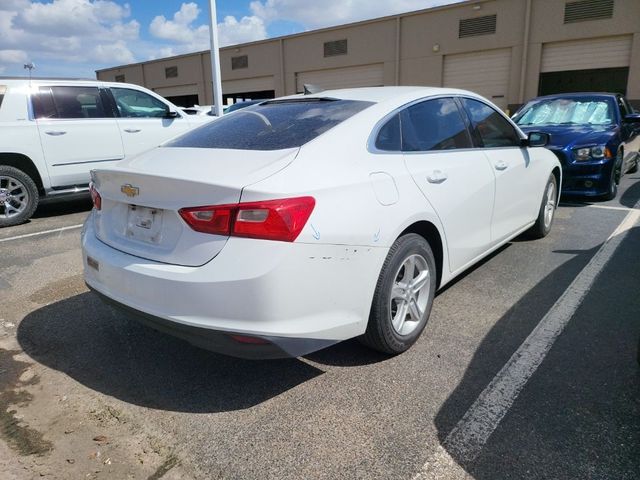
[33,197,92,219]
[431,227,640,478]
[17,292,323,413]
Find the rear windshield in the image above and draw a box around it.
[0,86,6,109]
[165,98,374,150]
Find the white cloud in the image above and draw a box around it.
[249,0,465,29]
[149,2,267,56]
[0,49,29,64]
[0,0,139,76]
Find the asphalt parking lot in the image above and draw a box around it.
[1,176,639,479]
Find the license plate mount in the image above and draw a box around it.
[126,205,163,244]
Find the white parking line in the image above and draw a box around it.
[414,208,640,478]
[0,224,83,243]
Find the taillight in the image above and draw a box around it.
[179,196,315,242]
[89,182,101,210]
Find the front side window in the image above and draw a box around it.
[401,98,472,152]
[513,96,615,128]
[33,86,109,119]
[111,87,169,118]
[166,98,373,151]
[462,98,521,148]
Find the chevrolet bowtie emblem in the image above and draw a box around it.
[121,184,139,197]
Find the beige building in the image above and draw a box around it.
[97,0,640,112]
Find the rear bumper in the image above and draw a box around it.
[89,285,336,359]
[82,213,387,358]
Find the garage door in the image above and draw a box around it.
[443,48,511,109]
[541,36,632,72]
[296,64,384,93]
[223,76,275,95]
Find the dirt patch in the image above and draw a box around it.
[28,274,87,305]
[0,348,53,456]
[147,454,180,480]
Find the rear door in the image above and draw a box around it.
[109,86,192,158]
[33,85,124,187]
[401,97,495,273]
[459,97,539,244]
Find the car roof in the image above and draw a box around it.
[275,86,489,109]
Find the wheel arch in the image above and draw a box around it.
[0,153,45,195]
[399,220,444,289]
[551,166,561,206]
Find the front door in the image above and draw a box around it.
[109,87,191,158]
[459,98,540,243]
[34,85,124,187]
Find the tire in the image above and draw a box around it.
[601,154,620,201]
[360,233,436,355]
[527,173,557,239]
[0,165,39,227]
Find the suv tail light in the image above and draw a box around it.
[179,196,315,242]
[89,182,101,210]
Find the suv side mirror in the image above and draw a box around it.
[522,131,549,148]
[164,109,180,119]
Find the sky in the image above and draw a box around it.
[0,0,464,78]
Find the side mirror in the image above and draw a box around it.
[624,113,640,124]
[164,109,180,119]
[522,131,549,148]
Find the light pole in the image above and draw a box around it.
[23,62,35,81]
[208,0,224,117]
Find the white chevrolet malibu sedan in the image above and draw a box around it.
[82,87,561,359]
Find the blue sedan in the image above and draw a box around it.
[513,93,640,200]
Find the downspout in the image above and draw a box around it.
[518,0,532,104]
[280,38,286,95]
[395,16,401,85]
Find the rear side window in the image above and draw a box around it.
[461,98,521,148]
[33,86,109,119]
[166,99,373,151]
[0,86,6,109]
[375,113,401,151]
[401,98,472,152]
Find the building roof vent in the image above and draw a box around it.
[458,14,497,38]
[231,55,248,70]
[324,39,348,57]
[564,0,614,24]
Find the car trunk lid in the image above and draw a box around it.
[91,147,298,266]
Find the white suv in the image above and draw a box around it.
[0,78,214,227]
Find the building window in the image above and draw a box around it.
[324,39,348,57]
[114,74,125,83]
[564,0,614,24]
[458,14,497,38]
[231,55,248,70]
[165,66,178,78]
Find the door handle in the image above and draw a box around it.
[427,170,448,184]
[124,128,141,133]
[45,130,67,136]
[495,161,508,171]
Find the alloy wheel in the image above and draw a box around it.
[389,254,431,336]
[0,175,29,219]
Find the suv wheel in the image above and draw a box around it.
[0,165,39,227]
